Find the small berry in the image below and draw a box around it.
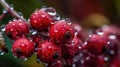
[30,35,42,46]
[49,20,74,44]
[63,35,82,57]
[37,41,61,63]
[30,9,52,31]
[12,38,34,59]
[85,34,109,55]
[5,20,29,39]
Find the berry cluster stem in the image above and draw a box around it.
[0,0,22,19]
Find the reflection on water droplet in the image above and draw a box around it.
[10,4,14,10]
[109,35,116,39]
[0,50,4,55]
[2,9,7,13]
[21,56,28,61]
[104,57,109,62]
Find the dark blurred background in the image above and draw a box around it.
[0,0,120,67]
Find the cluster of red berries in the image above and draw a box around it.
[3,7,120,67]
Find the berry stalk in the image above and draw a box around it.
[0,0,23,19]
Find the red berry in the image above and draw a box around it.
[30,35,42,46]
[85,34,109,55]
[30,9,52,31]
[49,20,74,44]
[63,35,82,57]
[37,41,61,63]
[12,38,34,59]
[5,20,29,39]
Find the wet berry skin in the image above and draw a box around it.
[5,20,29,39]
[12,38,34,59]
[30,9,52,31]
[37,41,61,63]
[63,35,82,57]
[85,34,109,55]
[49,20,74,44]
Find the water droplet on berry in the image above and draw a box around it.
[107,41,111,45]
[109,50,115,55]
[97,32,104,35]
[80,59,84,64]
[104,56,109,62]
[72,64,76,67]
[30,30,37,35]
[46,7,56,16]
[109,35,116,39]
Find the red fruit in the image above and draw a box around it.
[49,20,74,44]
[37,41,61,63]
[63,35,82,57]
[12,38,34,59]
[30,9,52,31]
[5,20,29,39]
[30,35,42,46]
[85,34,109,55]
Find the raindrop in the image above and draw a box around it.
[104,56,109,62]
[54,14,60,21]
[72,64,76,67]
[18,12,24,19]
[109,35,116,39]
[46,7,56,16]
[78,46,81,49]
[2,9,7,13]
[0,25,5,32]
[97,32,104,35]
[21,56,28,61]
[109,50,115,55]
[0,50,4,55]
[30,30,37,35]
[10,4,14,10]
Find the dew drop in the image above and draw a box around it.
[2,9,7,13]
[10,4,14,10]
[97,32,104,35]
[109,50,115,55]
[18,12,24,19]
[46,7,56,16]
[109,35,116,39]
[104,56,109,62]
[21,56,28,61]
[0,50,4,55]
[0,25,5,32]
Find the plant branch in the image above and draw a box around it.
[0,0,23,20]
